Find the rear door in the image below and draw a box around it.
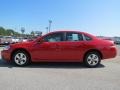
[57,32,87,61]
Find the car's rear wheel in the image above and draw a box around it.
[84,52,101,68]
[12,51,30,66]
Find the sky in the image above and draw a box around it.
[0,0,120,36]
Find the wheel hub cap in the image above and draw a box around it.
[14,53,27,65]
[87,54,99,66]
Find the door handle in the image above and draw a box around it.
[74,43,86,47]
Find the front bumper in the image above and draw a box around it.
[1,50,11,62]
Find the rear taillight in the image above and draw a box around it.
[108,41,115,46]
[111,43,114,46]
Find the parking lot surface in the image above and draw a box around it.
[0,46,120,90]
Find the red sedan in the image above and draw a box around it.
[1,31,117,67]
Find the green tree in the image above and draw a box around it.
[0,27,6,35]
[6,29,15,36]
[0,26,20,36]
[31,31,35,36]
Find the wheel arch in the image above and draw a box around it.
[83,49,103,60]
[11,48,31,61]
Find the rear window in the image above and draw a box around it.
[84,35,92,41]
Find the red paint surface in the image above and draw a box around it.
[1,31,117,62]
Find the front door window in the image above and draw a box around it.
[44,33,64,42]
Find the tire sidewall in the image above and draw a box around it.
[12,50,30,66]
[84,52,101,68]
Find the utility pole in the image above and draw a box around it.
[48,20,52,32]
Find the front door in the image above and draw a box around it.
[32,32,64,61]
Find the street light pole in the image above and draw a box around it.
[48,20,52,32]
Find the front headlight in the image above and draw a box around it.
[3,45,10,50]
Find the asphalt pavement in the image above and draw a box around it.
[0,46,120,90]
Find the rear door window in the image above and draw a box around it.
[66,32,83,41]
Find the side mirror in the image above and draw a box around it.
[37,39,44,44]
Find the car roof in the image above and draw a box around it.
[48,30,96,37]
[35,30,97,42]
[49,30,83,33]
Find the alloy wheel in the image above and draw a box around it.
[14,53,27,65]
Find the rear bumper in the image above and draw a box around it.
[1,50,11,62]
[102,46,117,59]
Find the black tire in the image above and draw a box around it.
[12,50,30,66]
[84,52,101,68]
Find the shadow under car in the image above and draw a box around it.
[0,59,105,69]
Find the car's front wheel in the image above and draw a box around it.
[12,51,30,66]
[84,52,101,68]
